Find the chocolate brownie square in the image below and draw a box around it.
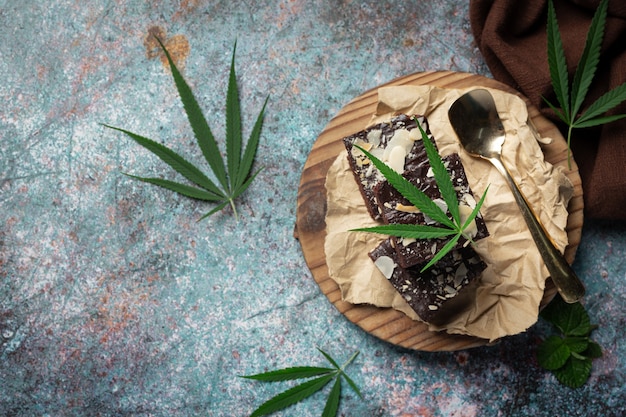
[369,238,487,323]
[342,114,434,220]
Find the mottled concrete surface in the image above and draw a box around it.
[1,1,625,416]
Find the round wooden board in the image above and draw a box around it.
[294,71,584,351]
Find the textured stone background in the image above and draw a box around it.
[1,1,625,416]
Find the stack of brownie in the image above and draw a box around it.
[342,114,489,323]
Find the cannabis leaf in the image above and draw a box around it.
[351,120,488,272]
[544,0,626,167]
[103,37,268,220]
[242,349,362,417]
[537,295,602,388]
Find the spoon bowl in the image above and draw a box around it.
[448,89,585,303]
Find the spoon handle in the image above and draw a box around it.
[488,156,585,303]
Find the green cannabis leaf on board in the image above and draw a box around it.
[544,0,626,168]
[351,120,488,272]
[242,349,362,417]
[103,37,268,220]
[537,295,602,388]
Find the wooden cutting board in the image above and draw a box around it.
[294,71,584,351]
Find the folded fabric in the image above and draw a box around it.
[470,0,626,220]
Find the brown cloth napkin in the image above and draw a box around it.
[470,0,626,220]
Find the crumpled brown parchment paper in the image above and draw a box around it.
[324,85,573,341]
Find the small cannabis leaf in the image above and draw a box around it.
[103,37,268,220]
[537,295,602,388]
[242,349,362,417]
[351,120,488,272]
[544,0,626,167]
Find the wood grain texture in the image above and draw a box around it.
[295,71,584,351]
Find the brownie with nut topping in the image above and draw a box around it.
[342,114,434,220]
[369,238,487,323]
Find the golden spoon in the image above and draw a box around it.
[448,89,585,303]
